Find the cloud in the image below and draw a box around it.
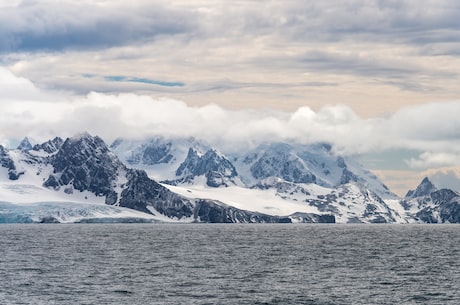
[0,67,63,101]
[3,0,460,118]
[1,67,460,159]
[425,167,460,192]
[406,152,460,169]
[0,0,196,53]
[3,66,460,196]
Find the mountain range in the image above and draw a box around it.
[0,133,458,223]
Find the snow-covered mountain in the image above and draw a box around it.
[110,136,409,223]
[3,133,459,224]
[111,138,395,196]
[0,134,330,223]
[401,177,460,223]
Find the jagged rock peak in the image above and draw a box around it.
[44,133,123,199]
[176,148,237,178]
[165,147,238,187]
[33,137,64,154]
[55,133,119,167]
[406,177,437,198]
[17,137,33,151]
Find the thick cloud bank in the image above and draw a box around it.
[1,67,460,167]
[3,67,460,193]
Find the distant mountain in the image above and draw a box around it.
[168,148,238,187]
[405,177,437,199]
[0,134,331,224]
[111,136,406,223]
[402,177,460,223]
[32,137,64,154]
[17,137,33,151]
[111,138,395,196]
[5,134,460,224]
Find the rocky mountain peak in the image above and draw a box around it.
[44,133,124,200]
[33,137,64,154]
[17,137,33,151]
[172,147,237,187]
[406,177,437,198]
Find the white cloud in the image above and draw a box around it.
[3,66,460,195]
[426,167,460,192]
[2,66,460,165]
[406,152,460,169]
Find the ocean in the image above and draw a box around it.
[0,224,458,304]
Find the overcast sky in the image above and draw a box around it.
[1,0,460,195]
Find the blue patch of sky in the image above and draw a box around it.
[104,75,184,87]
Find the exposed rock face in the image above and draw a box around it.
[37,133,319,223]
[413,189,460,223]
[0,145,15,171]
[406,177,437,199]
[214,199,334,223]
[119,169,194,217]
[17,137,33,151]
[108,138,402,222]
[403,178,460,223]
[0,145,23,180]
[44,134,122,201]
[289,212,336,223]
[33,137,64,154]
[20,133,460,224]
[111,138,396,199]
[172,148,238,187]
[194,200,297,223]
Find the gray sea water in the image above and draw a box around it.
[0,224,459,305]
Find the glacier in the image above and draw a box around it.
[0,201,162,224]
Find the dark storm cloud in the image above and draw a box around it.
[0,1,196,53]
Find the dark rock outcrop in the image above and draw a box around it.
[403,178,460,223]
[0,145,23,180]
[33,137,64,154]
[194,199,292,223]
[415,189,460,223]
[406,177,437,199]
[45,133,122,200]
[17,137,33,151]
[172,148,238,187]
[289,212,336,223]
[119,169,194,217]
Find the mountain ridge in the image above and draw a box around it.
[2,133,460,224]
[0,133,334,224]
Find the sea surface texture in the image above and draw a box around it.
[0,224,458,305]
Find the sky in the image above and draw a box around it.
[1,0,460,196]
